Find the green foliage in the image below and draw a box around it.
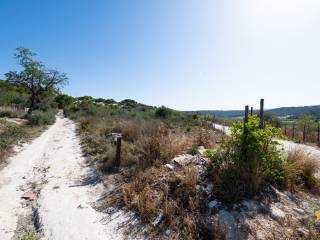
[55,94,75,109]
[27,110,56,126]
[5,48,68,112]
[0,80,28,106]
[120,99,138,108]
[209,115,284,202]
[155,106,173,119]
[298,115,317,132]
[19,232,39,240]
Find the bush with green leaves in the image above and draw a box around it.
[209,115,283,202]
[27,110,56,126]
[155,106,173,119]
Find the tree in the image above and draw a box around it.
[155,106,172,118]
[5,48,68,113]
[55,94,75,109]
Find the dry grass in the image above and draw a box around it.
[283,148,320,194]
[122,165,202,239]
[78,116,215,171]
[0,108,26,118]
[0,119,44,166]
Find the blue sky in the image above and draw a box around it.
[1,0,320,110]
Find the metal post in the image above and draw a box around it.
[250,107,253,116]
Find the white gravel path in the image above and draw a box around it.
[0,115,129,240]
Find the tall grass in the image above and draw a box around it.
[283,148,320,193]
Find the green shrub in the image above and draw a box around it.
[27,110,56,126]
[155,106,173,119]
[209,115,283,202]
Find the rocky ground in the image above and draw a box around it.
[165,152,320,239]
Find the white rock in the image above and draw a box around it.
[292,207,304,215]
[165,164,174,170]
[269,205,286,224]
[153,212,164,227]
[208,200,220,209]
[198,146,206,155]
[206,184,213,193]
[171,154,195,166]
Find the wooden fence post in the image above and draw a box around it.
[317,122,320,147]
[303,124,306,142]
[115,135,122,168]
[242,105,249,160]
[284,124,287,136]
[244,106,249,124]
[292,125,295,139]
[259,99,264,129]
[244,105,249,134]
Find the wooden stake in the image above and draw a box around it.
[260,99,264,129]
[115,136,122,168]
[292,125,295,139]
[284,124,287,136]
[244,105,249,135]
[244,105,249,124]
[317,122,320,146]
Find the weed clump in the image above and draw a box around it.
[283,148,320,193]
[122,165,201,240]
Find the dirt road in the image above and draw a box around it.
[0,115,129,240]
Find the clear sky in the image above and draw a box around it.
[1,0,320,110]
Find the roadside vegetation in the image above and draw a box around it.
[65,99,217,171]
[0,118,45,166]
[62,96,320,239]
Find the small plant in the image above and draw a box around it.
[27,110,56,126]
[19,232,39,240]
[209,115,283,202]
